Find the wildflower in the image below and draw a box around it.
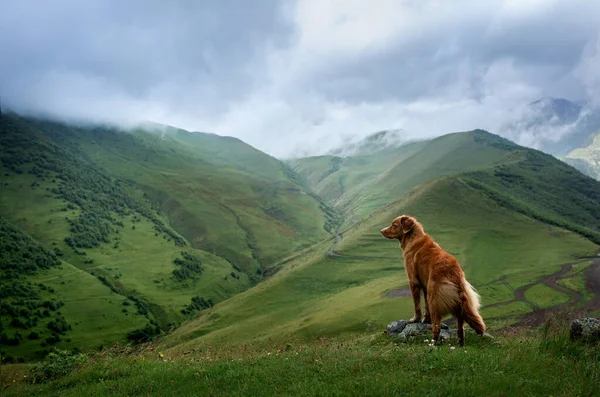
[450,346,456,351]
[159,353,165,358]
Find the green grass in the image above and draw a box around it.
[160,177,597,352]
[2,114,600,365]
[0,114,336,357]
[76,123,335,268]
[0,166,250,357]
[556,261,595,303]
[29,264,148,353]
[3,329,599,396]
[524,284,571,309]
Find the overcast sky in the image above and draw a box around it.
[2,0,600,157]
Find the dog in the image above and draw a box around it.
[380,215,485,346]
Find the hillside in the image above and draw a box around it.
[292,130,600,240]
[0,113,337,360]
[2,116,600,364]
[162,131,600,351]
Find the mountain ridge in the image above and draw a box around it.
[2,112,600,362]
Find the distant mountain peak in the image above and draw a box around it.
[500,97,600,156]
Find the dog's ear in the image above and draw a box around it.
[400,216,415,234]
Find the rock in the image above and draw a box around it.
[400,322,429,338]
[386,320,409,335]
[386,320,451,341]
[386,319,492,342]
[570,317,600,342]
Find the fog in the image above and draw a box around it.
[2,0,600,157]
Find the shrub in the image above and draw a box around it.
[29,349,87,383]
[127,323,160,343]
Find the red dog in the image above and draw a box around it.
[381,215,485,346]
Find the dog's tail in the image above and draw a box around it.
[461,279,486,335]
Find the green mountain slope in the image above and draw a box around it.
[289,139,427,206]
[292,130,600,240]
[0,114,336,360]
[162,175,598,352]
[161,130,600,351]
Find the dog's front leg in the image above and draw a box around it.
[422,289,431,324]
[408,281,422,323]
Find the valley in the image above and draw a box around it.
[1,112,599,365]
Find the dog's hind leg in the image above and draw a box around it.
[456,315,465,347]
[430,311,442,344]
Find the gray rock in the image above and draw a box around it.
[400,322,429,338]
[438,329,456,340]
[386,319,492,342]
[386,320,409,335]
[570,317,600,342]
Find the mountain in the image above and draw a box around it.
[500,97,600,156]
[0,113,339,360]
[2,112,600,362]
[162,130,600,351]
[565,132,600,180]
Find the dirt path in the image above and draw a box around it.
[493,252,599,326]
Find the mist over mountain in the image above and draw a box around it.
[499,97,600,156]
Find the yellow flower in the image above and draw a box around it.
[159,353,165,358]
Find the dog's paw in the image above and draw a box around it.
[408,316,421,323]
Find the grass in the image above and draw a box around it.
[2,116,600,366]
[557,261,595,303]
[77,123,334,268]
[0,170,250,358]
[2,327,599,396]
[0,114,335,357]
[27,263,148,355]
[160,177,598,352]
[524,284,571,308]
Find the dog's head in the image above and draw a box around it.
[380,215,419,240]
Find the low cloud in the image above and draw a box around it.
[2,0,600,157]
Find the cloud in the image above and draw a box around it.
[2,0,600,157]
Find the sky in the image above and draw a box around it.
[2,0,600,158]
